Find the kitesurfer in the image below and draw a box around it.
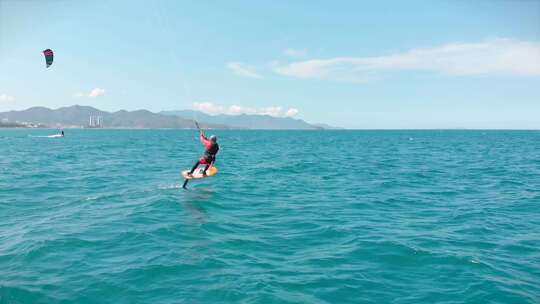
[43,49,54,68]
[61,131,64,137]
[186,129,219,178]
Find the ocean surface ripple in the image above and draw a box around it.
[1,130,539,303]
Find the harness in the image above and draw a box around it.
[204,143,219,160]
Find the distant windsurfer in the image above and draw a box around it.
[61,130,64,137]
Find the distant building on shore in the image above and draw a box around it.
[87,115,103,128]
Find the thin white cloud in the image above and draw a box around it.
[227,62,262,79]
[283,48,308,57]
[0,94,15,102]
[74,88,106,98]
[258,106,283,117]
[285,108,299,117]
[274,39,540,82]
[193,102,299,117]
[193,102,226,115]
[89,88,106,97]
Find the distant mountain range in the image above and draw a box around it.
[0,106,225,129]
[0,106,338,129]
[160,110,325,129]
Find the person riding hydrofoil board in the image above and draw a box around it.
[186,128,219,178]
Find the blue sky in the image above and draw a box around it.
[1,0,539,128]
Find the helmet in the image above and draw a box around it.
[209,135,217,142]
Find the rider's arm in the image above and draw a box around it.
[200,133,212,149]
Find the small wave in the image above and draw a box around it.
[157,183,181,190]
[28,134,64,138]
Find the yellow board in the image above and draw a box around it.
[181,166,218,180]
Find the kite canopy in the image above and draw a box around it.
[43,49,54,68]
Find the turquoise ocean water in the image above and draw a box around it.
[1,129,539,303]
